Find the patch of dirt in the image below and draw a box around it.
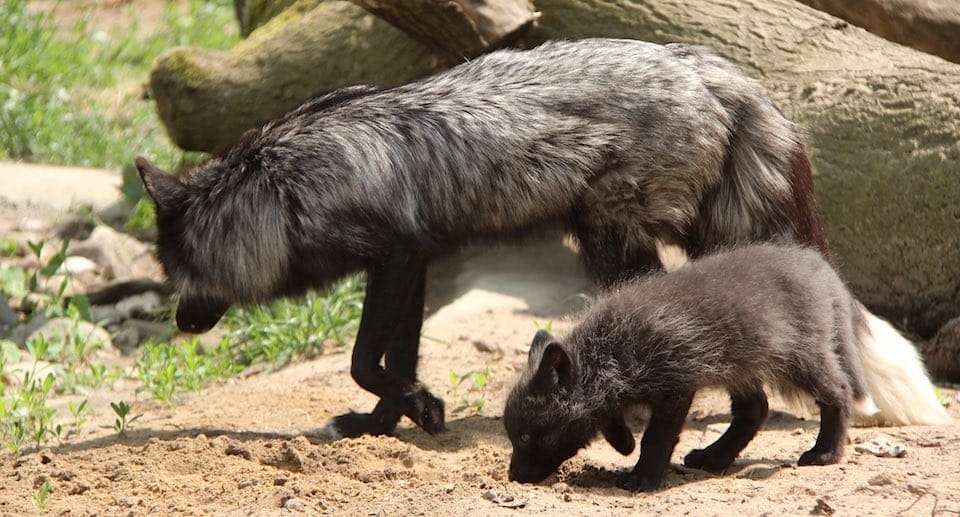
[2,236,959,516]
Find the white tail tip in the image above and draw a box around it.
[857,310,951,426]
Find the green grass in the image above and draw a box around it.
[0,1,369,456]
[0,0,238,171]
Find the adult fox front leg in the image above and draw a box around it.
[327,252,445,437]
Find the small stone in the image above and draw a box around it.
[28,317,112,351]
[124,496,141,507]
[115,292,162,319]
[63,255,99,275]
[472,339,500,354]
[238,478,260,489]
[283,498,306,512]
[563,493,573,502]
[854,434,907,458]
[867,474,895,486]
[443,484,455,493]
[706,423,729,434]
[274,477,288,486]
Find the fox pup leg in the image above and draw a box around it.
[617,392,694,492]
[798,401,847,466]
[329,253,445,437]
[793,366,851,466]
[684,381,768,473]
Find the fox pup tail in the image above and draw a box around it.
[856,306,950,425]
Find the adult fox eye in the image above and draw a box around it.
[520,433,532,444]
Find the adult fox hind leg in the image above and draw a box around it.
[684,380,769,473]
[328,252,444,437]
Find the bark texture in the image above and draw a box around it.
[796,0,960,64]
[149,0,960,337]
[919,317,960,382]
[353,0,538,59]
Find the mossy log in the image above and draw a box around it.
[795,0,960,64]
[149,0,960,337]
[149,1,441,153]
[353,0,538,59]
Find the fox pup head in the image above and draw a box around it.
[135,155,288,333]
[504,330,635,484]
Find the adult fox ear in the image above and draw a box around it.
[531,342,573,394]
[601,415,635,455]
[135,156,182,208]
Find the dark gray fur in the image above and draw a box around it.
[504,244,869,491]
[136,38,828,437]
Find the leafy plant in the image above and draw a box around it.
[447,369,491,415]
[225,275,365,366]
[32,478,51,514]
[136,337,241,405]
[108,400,141,437]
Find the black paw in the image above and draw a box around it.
[401,386,446,435]
[683,448,733,474]
[616,472,662,492]
[325,410,398,438]
[798,448,841,466]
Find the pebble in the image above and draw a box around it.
[854,434,907,458]
[283,498,306,512]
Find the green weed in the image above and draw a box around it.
[0,0,237,170]
[32,478,51,514]
[225,275,365,367]
[447,368,491,415]
[107,400,141,437]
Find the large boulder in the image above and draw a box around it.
[148,0,959,336]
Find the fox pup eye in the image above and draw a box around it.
[519,433,532,444]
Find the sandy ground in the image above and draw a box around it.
[1,236,958,516]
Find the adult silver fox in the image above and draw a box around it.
[135,38,946,437]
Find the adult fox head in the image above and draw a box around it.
[135,155,290,333]
[504,330,635,484]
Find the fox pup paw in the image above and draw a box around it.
[798,448,841,466]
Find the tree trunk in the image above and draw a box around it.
[148,0,960,338]
[149,1,441,153]
[795,0,960,64]
[352,0,538,59]
[918,317,960,382]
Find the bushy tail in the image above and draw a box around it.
[855,305,950,425]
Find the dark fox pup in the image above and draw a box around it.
[505,244,892,492]
[136,38,945,439]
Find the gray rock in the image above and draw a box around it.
[115,292,162,319]
[27,317,112,352]
[0,293,17,329]
[69,226,160,281]
[111,319,175,354]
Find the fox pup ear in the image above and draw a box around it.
[531,342,573,394]
[135,156,182,207]
[528,329,556,369]
[601,415,635,455]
